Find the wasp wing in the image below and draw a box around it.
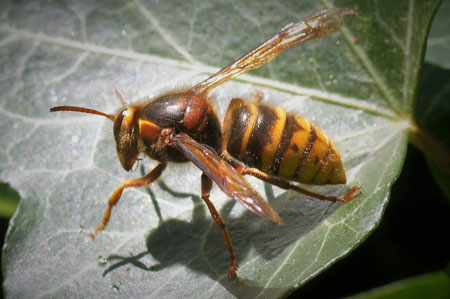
[169,133,283,224]
[192,8,355,94]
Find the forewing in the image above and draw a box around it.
[192,8,355,94]
[169,133,283,224]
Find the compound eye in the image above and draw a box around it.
[112,108,138,171]
[113,109,127,141]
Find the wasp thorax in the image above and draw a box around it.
[113,108,139,171]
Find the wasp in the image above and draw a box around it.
[50,8,361,277]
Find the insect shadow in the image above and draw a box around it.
[102,172,342,294]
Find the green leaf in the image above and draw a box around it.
[0,1,441,298]
[0,183,20,218]
[347,271,450,299]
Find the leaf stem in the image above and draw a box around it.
[409,120,450,173]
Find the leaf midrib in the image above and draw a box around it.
[0,23,399,120]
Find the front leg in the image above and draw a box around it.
[90,162,167,238]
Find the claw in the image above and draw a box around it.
[337,186,362,202]
[227,260,239,278]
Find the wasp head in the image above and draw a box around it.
[113,108,139,171]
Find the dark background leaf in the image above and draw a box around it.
[414,63,450,200]
[0,184,19,219]
[413,0,450,199]
[348,271,450,299]
[424,0,450,67]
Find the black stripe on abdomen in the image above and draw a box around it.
[242,105,277,169]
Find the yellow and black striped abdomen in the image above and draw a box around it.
[222,98,346,185]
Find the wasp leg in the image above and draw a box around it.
[252,89,263,104]
[90,162,167,238]
[201,173,239,278]
[237,166,361,202]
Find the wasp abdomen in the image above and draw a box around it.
[222,98,346,185]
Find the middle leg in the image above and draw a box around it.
[201,173,239,278]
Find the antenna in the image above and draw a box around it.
[50,106,115,121]
[114,88,128,108]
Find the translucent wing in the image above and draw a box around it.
[169,133,283,224]
[192,8,355,94]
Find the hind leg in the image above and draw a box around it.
[235,165,361,202]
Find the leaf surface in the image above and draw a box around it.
[0,1,441,298]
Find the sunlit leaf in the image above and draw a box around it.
[0,0,441,297]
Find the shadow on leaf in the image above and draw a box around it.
[102,166,343,295]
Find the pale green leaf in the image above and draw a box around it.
[0,0,441,298]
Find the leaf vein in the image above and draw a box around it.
[45,52,89,85]
[0,24,397,118]
[403,0,415,108]
[133,0,197,64]
[321,0,402,115]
